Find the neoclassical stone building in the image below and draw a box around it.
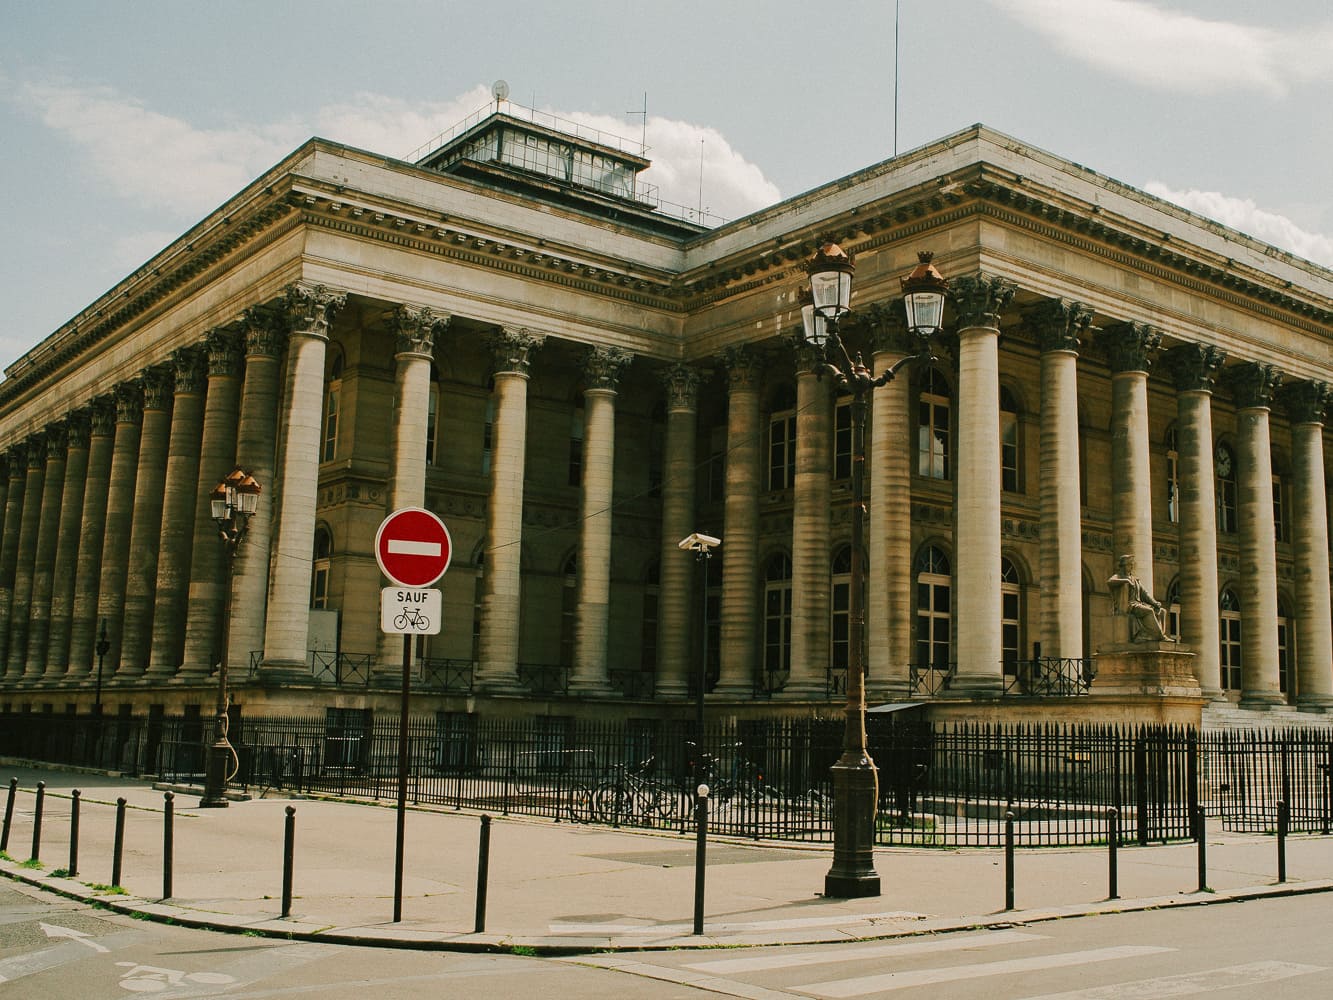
[0,107,1329,729]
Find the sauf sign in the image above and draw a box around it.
[375,507,451,635]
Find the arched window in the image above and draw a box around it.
[834,398,853,480]
[768,385,797,491]
[1277,596,1295,700]
[1000,387,1021,493]
[915,546,951,669]
[1216,442,1238,533]
[322,353,343,463]
[763,553,793,678]
[1219,588,1242,691]
[559,554,577,667]
[1164,425,1179,524]
[1272,466,1288,543]
[311,526,333,609]
[640,562,660,672]
[1001,557,1022,674]
[830,546,852,672]
[568,393,585,487]
[1165,579,1182,641]
[481,378,495,476]
[918,369,951,480]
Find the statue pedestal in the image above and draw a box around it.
[1094,643,1201,698]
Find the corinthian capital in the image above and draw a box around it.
[392,305,448,358]
[65,410,91,451]
[721,344,764,391]
[582,346,632,391]
[203,327,243,379]
[951,273,1015,330]
[89,396,116,438]
[26,434,46,469]
[1281,380,1330,425]
[141,364,175,411]
[1224,361,1283,410]
[660,364,702,410]
[285,282,346,340]
[1163,343,1226,393]
[487,326,545,376]
[114,381,144,425]
[243,305,288,359]
[45,421,68,458]
[1101,321,1161,374]
[1028,298,1092,354]
[171,346,207,394]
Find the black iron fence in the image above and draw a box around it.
[3,710,1329,846]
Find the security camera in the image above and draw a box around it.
[678,532,721,552]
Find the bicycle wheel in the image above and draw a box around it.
[417,615,430,630]
[565,783,596,823]
[594,782,634,824]
[392,613,408,630]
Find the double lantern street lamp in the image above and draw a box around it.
[199,467,262,809]
[800,244,948,898]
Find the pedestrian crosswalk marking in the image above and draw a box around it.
[801,945,1173,997]
[1016,960,1327,999]
[686,929,1045,974]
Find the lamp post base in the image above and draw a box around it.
[824,755,881,898]
[199,740,232,809]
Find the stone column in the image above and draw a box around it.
[866,307,915,697]
[262,284,345,675]
[1282,381,1333,708]
[227,310,286,679]
[25,423,68,680]
[1165,344,1226,699]
[654,364,701,699]
[47,411,90,676]
[146,348,207,679]
[475,327,544,693]
[570,346,632,694]
[8,436,48,679]
[1102,322,1162,594]
[0,448,25,678]
[1032,299,1092,660]
[68,398,116,677]
[785,342,833,697]
[118,365,174,678]
[375,306,444,673]
[95,382,144,674]
[1227,362,1284,705]
[715,345,764,696]
[950,273,1015,693]
[179,330,244,679]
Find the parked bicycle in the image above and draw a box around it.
[593,755,684,826]
[686,741,774,805]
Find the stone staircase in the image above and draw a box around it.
[1202,700,1333,732]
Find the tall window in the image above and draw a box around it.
[1001,557,1022,675]
[322,354,343,463]
[471,551,485,662]
[915,546,952,668]
[648,402,665,498]
[1277,598,1294,700]
[425,376,440,466]
[1164,426,1180,524]
[834,399,853,480]
[311,526,332,609]
[1216,442,1238,533]
[1000,387,1021,493]
[830,546,851,672]
[763,553,793,678]
[640,562,659,672]
[1272,470,1288,543]
[1165,579,1182,641]
[918,369,951,480]
[559,554,577,667]
[568,394,585,487]
[481,380,495,476]
[768,386,796,491]
[707,422,727,502]
[1219,588,1242,691]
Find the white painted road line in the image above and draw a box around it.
[548,910,924,936]
[800,945,1174,997]
[1016,960,1327,999]
[686,929,1046,974]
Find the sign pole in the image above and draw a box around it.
[393,632,410,923]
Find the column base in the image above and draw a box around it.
[1238,691,1285,709]
[257,659,313,685]
[653,680,690,699]
[1296,699,1333,714]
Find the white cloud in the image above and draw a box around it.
[996,0,1333,97]
[1144,181,1333,268]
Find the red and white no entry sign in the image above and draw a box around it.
[374,507,452,587]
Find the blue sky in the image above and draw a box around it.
[3,1,1332,372]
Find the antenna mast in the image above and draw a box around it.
[627,92,648,154]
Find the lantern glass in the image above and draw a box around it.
[904,289,945,336]
[809,268,852,318]
[211,491,229,521]
[801,303,828,348]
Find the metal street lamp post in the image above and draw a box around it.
[679,532,721,788]
[799,244,946,897]
[199,467,262,809]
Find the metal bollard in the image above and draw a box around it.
[1107,807,1119,901]
[1195,806,1209,892]
[1,777,16,853]
[694,786,710,935]
[1004,810,1015,911]
[30,782,45,862]
[162,793,174,900]
[474,814,491,933]
[281,806,295,918]
[1277,800,1289,884]
[68,790,81,877]
[111,797,127,888]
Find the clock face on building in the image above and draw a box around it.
[1215,444,1232,477]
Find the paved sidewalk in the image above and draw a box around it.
[2,761,1330,954]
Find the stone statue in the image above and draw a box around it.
[1107,554,1171,643]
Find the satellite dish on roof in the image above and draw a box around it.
[492,80,510,106]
